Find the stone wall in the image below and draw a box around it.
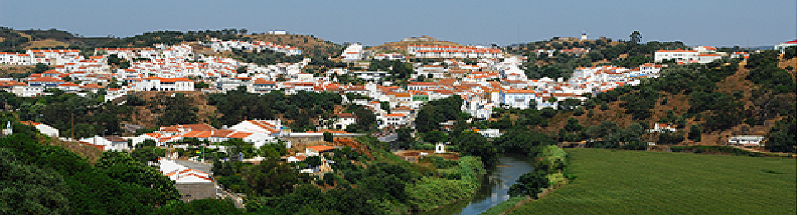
[176,182,216,202]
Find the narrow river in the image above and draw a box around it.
[420,153,536,215]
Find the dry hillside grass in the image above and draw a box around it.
[125,91,218,130]
[0,65,34,76]
[245,34,342,57]
[778,56,797,81]
[46,138,103,164]
[366,40,464,52]
[24,39,70,49]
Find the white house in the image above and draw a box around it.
[228,120,283,137]
[383,113,409,127]
[138,77,194,91]
[342,44,364,61]
[727,135,765,146]
[333,113,357,130]
[20,121,59,137]
[774,39,797,52]
[78,136,129,151]
[655,49,699,64]
[500,89,537,109]
[648,123,676,133]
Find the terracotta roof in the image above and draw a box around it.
[28,77,64,83]
[104,136,127,143]
[307,145,336,152]
[20,121,41,126]
[227,132,252,139]
[336,113,356,118]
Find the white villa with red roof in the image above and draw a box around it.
[774,39,797,52]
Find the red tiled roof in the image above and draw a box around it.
[307,145,336,152]
[227,132,252,139]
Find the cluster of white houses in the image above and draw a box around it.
[202,38,302,55]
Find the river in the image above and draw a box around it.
[420,153,537,215]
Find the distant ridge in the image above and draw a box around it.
[366,35,464,53]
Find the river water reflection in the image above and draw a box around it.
[420,153,536,215]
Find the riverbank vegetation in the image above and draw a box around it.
[209,136,488,215]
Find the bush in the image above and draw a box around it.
[323,132,333,142]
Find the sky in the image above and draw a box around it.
[1,0,797,47]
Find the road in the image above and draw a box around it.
[378,133,397,142]
[173,159,212,173]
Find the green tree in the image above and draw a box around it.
[195,81,210,89]
[323,132,333,142]
[629,30,642,44]
[564,117,583,133]
[508,170,549,198]
[454,131,497,167]
[423,130,448,143]
[95,151,181,206]
[765,118,796,153]
[243,158,297,197]
[783,46,797,59]
[0,149,70,215]
[31,63,51,73]
[573,106,585,116]
[236,66,247,74]
[395,127,414,149]
[688,124,702,142]
[353,106,376,132]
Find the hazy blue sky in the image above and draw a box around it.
[2,0,796,47]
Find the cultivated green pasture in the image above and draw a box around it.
[509,149,796,215]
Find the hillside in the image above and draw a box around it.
[0,27,114,50]
[246,34,344,57]
[365,35,464,53]
[538,54,796,148]
[124,91,218,131]
[2,27,345,59]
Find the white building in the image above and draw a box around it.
[342,44,364,61]
[332,113,357,130]
[500,89,538,109]
[138,77,194,91]
[655,49,699,64]
[727,135,765,146]
[774,39,797,52]
[228,120,283,137]
[20,121,59,137]
[383,113,409,128]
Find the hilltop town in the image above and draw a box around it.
[0,28,795,215]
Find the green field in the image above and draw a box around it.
[508,149,796,215]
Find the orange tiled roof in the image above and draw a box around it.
[307,145,336,152]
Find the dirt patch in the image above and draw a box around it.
[25,39,70,49]
[778,57,797,81]
[0,65,34,77]
[46,138,103,164]
[124,91,218,131]
[245,34,343,57]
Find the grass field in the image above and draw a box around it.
[508,149,796,215]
